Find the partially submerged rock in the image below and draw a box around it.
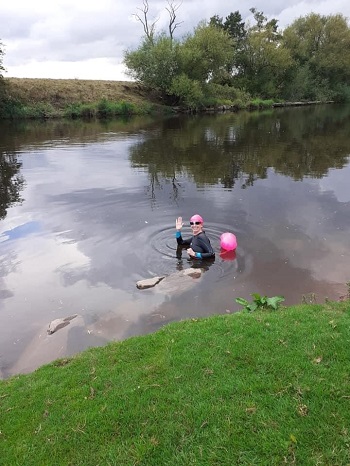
[136,276,165,289]
[10,314,85,376]
[156,268,204,294]
[47,314,78,335]
[137,268,204,294]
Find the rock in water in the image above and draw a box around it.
[136,268,204,294]
[136,276,165,289]
[47,314,78,335]
[155,268,203,294]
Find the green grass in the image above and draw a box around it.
[0,98,154,120]
[1,301,350,465]
[0,78,165,119]
[249,98,275,109]
[64,99,154,119]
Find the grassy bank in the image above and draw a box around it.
[1,301,350,465]
[0,78,168,119]
[0,78,286,120]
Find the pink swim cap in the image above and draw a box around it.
[190,214,204,223]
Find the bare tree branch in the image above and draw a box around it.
[133,0,159,44]
[166,1,183,41]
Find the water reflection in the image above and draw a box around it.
[129,105,350,189]
[0,150,25,220]
[0,105,350,378]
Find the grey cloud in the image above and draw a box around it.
[2,0,350,76]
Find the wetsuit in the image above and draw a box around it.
[176,231,215,259]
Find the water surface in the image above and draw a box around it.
[1,105,350,377]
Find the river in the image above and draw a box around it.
[1,104,350,378]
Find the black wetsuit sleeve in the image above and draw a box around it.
[176,232,192,246]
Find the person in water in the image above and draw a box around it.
[175,214,215,259]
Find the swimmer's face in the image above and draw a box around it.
[190,221,203,235]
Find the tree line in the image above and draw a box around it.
[124,2,350,108]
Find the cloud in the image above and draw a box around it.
[2,0,350,79]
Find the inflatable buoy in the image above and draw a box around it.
[220,232,237,251]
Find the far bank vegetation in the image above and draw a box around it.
[124,2,350,110]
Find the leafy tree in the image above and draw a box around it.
[209,9,293,97]
[0,40,7,107]
[169,74,204,109]
[0,41,5,78]
[223,11,246,41]
[124,35,180,100]
[282,13,350,101]
[169,23,234,106]
[209,11,247,84]
[125,22,234,107]
[209,15,223,29]
[209,11,246,42]
[237,9,293,98]
[177,22,234,83]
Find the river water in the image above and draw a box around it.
[1,105,350,377]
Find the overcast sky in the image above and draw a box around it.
[2,0,349,81]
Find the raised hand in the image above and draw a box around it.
[175,217,184,230]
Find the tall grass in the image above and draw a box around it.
[64,99,152,119]
[0,78,160,119]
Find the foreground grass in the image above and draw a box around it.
[1,302,350,465]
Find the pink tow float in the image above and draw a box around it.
[220,232,237,251]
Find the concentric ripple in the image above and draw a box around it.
[143,223,250,281]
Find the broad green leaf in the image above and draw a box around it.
[235,297,249,306]
[248,302,258,312]
[267,296,285,309]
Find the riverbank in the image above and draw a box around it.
[0,78,169,119]
[0,78,334,119]
[1,301,349,465]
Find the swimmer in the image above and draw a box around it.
[175,214,215,259]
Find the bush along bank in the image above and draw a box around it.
[1,300,350,465]
[0,97,157,120]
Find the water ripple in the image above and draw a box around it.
[143,223,247,281]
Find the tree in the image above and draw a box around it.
[124,21,234,107]
[166,1,183,42]
[133,0,183,43]
[178,22,234,83]
[223,11,246,43]
[0,41,6,105]
[0,41,5,78]
[133,0,159,44]
[209,11,247,83]
[124,35,179,99]
[237,9,293,98]
[282,13,350,100]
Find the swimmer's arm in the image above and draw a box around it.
[195,237,215,258]
[176,231,191,246]
[197,251,215,259]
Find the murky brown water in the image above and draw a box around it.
[1,105,350,378]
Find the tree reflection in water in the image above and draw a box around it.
[0,150,25,220]
[129,105,350,196]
